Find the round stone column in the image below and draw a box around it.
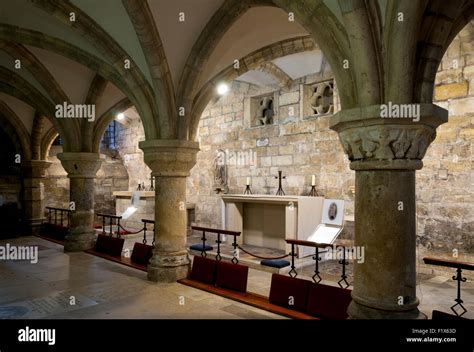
[140,139,199,282]
[57,152,104,252]
[23,160,52,235]
[330,104,447,319]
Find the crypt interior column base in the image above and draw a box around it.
[140,139,199,283]
[58,152,103,252]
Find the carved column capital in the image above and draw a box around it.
[139,139,200,177]
[57,152,104,178]
[23,160,52,178]
[330,104,448,170]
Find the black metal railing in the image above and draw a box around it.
[191,226,241,264]
[46,207,71,227]
[141,219,155,246]
[96,213,122,238]
[286,239,351,289]
[423,257,473,317]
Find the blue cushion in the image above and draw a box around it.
[190,244,213,251]
[261,259,290,268]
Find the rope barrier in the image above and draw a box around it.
[118,223,145,235]
[237,245,289,260]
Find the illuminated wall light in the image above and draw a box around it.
[117,112,125,120]
[217,83,229,96]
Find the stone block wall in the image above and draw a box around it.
[416,22,474,264]
[188,74,353,231]
[115,119,152,191]
[189,23,474,264]
[0,175,21,204]
[44,146,129,216]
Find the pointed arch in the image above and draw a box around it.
[176,0,276,139]
[92,97,133,152]
[0,66,79,151]
[40,126,58,160]
[415,1,474,102]
[0,42,70,103]
[30,0,159,139]
[0,24,157,141]
[273,0,355,108]
[123,0,177,138]
[188,36,317,140]
[0,100,32,161]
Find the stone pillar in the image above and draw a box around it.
[23,160,51,235]
[139,139,199,282]
[57,152,103,252]
[330,104,447,319]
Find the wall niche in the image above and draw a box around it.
[300,79,334,118]
[244,91,279,128]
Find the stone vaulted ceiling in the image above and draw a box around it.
[0,0,472,154]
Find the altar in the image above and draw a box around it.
[221,194,326,258]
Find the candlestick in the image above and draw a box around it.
[243,184,253,195]
[274,171,286,196]
[311,175,316,186]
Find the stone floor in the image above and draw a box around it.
[0,236,472,319]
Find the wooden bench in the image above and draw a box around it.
[179,253,352,320]
[178,278,317,319]
[85,218,154,272]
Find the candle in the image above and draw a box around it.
[246,177,251,186]
[311,175,316,186]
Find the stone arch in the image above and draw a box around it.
[0,42,70,103]
[31,113,46,160]
[92,97,133,152]
[81,74,108,152]
[0,100,32,161]
[29,1,160,140]
[0,24,158,141]
[178,0,357,139]
[272,0,356,108]
[188,36,318,140]
[122,0,177,138]
[0,67,79,152]
[257,62,292,88]
[176,0,277,138]
[414,1,474,103]
[40,126,59,161]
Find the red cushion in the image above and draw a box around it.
[95,234,124,257]
[306,283,352,319]
[191,256,217,284]
[42,223,68,240]
[269,274,311,311]
[131,242,153,265]
[216,261,249,293]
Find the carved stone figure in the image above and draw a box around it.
[213,149,228,193]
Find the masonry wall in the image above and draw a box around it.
[188,23,474,264]
[0,175,21,205]
[416,22,474,267]
[44,146,129,216]
[188,74,353,230]
[115,119,151,191]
